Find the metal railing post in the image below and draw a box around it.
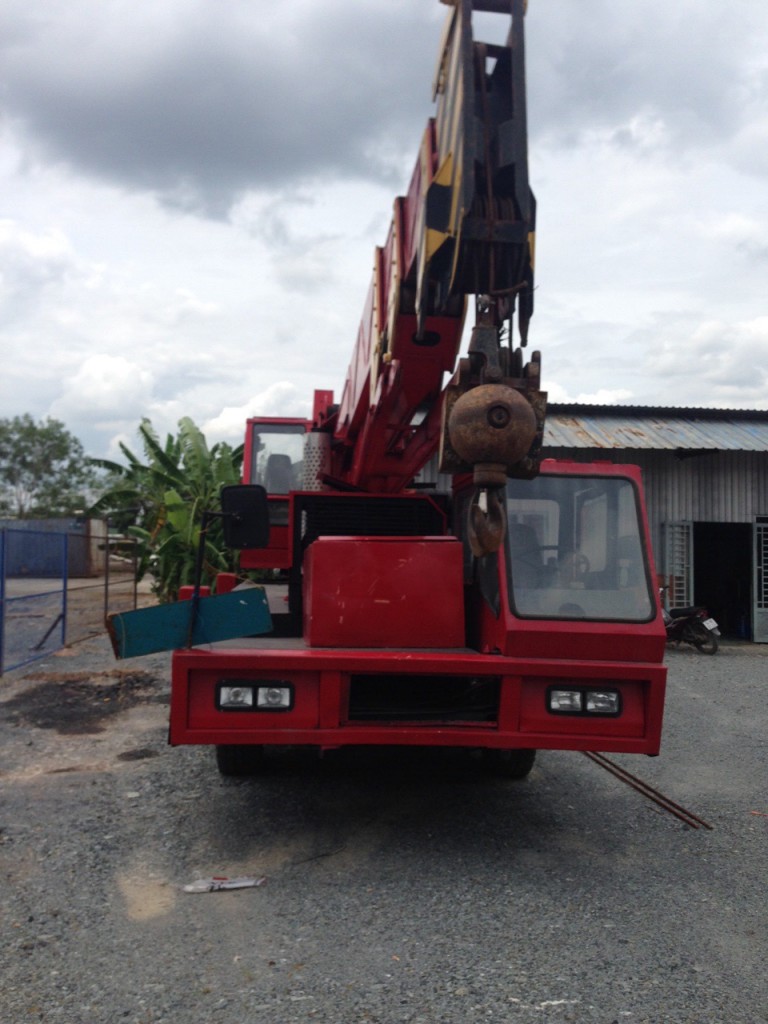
[61,532,69,646]
[104,532,110,625]
[0,530,6,675]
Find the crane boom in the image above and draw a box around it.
[317,0,544,506]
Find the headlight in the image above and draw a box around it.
[256,685,292,709]
[549,689,583,712]
[219,685,255,709]
[585,690,621,714]
[547,686,621,716]
[217,681,293,711]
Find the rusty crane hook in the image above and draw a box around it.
[467,486,507,558]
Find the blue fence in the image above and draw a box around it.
[0,529,69,673]
[0,527,139,674]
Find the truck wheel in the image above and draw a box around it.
[215,744,265,777]
[485,748,536,779]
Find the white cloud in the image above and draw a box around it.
[0,0,443,216]
[0,219,76,316]
[647,317,768,406]
[49,354,155,424]
[203,383,310,443]
[0,0,766,465]
[701,213,768,261]
[159,288,219,326]
[574,388,635,406]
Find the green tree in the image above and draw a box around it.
[89,417,244,602]
[0,414,99,518]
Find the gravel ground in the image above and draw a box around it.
[0,635,766,1023]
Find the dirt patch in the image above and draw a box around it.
[1,668,165,735]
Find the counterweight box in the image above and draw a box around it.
[303,536,465,648]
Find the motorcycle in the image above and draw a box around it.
[660,593,720,654]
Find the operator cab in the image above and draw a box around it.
[460,460,664,661]
[237,417,310,573]
[503,471,655,623]
[244,419,308,523]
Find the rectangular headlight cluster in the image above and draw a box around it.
[547,687,621,717]
[217,681,293,711]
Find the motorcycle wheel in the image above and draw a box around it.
[685,622,719,655]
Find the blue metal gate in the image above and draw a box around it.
[0,529,69,674]
[0,527,141,674]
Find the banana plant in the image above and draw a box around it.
[89,417,243,602]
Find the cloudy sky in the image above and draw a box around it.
[2,0,767,459]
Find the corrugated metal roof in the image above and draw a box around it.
[543,406,768,451]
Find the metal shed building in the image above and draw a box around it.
[543,405,768,642]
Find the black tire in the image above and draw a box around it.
[484,748,536,779]
[215,744,265,777]
[686,622,719,655]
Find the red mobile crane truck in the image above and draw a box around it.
[169,0,667,777]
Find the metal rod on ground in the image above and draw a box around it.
[584,751,714,830]
[33,612,65,652]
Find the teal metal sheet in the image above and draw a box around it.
[107,587,272,659]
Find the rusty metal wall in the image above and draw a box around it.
[544,406,768,451]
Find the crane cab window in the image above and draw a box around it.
[505,475,654,622]
[249,424,306,494]
[248,423,306,526]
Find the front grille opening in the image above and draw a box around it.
[348,675,501,723]
[296,494,449,544]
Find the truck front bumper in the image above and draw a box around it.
[170,641,666,756]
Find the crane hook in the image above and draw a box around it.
[467,486,507,558]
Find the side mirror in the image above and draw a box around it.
[220,485,270,549]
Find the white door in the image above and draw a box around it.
[754,516,768,643]
[663,521,693,609]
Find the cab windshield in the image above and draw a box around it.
[249,424,306,494]
[505,474,654,622]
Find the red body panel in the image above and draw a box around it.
[303,536,464,648]
[240,520,292,570]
